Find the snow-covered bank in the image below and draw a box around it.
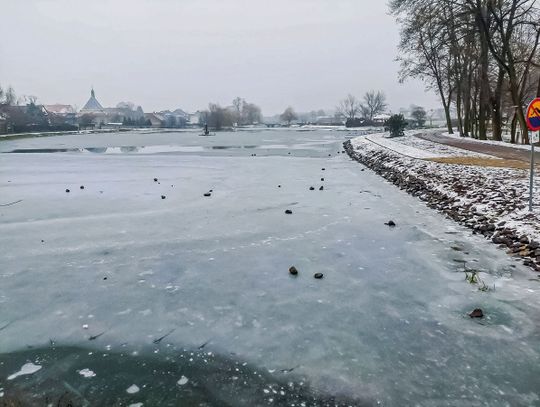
[345,133,540,273]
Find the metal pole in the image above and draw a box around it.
[530,132,535,212]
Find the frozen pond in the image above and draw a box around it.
[1,129,539,406]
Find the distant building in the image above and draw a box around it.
[187,111,201,126]
[144,113,165,127]
[142,109,195,128]
[78,88,147,127]
[44,104,77,126]
[80,88,105,113]
[373,113,391,124]
[104,106,144,123]
[78,88,107,127]
[76,88,196,129]
[315,115,343,126]
[150,109,188,128]
[44,104,76,115]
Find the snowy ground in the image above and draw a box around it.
[1,129,540,406]
[443,131,534,150]
[395,132,496,158]
[364,132,492,159]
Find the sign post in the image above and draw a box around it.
[530,133,537,211]
[526,98,540,212]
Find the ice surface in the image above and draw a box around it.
[1,129,539,406]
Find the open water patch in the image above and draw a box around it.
[0,346,373,406]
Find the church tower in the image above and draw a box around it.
[80,88,104,112]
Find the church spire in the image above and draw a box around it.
[81,86,104,112]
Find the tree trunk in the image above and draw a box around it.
[472,78,480,139]
[490,67,505,141]
[471,104,477,139]
[443,102,453,134]
[491,107,503,142]
[510,113,517,144]
[477,21,489,141]
[463,92,470,137]
[436,80,453,134]
[456,89,464,136]
[464,105,471,137]
[516,107,529,145]
[463,61,474,137]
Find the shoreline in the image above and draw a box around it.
[0,127,206,141]
[344,135,540,275]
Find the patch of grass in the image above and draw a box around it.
[465,270,494,292]
[465,270,480,284]
[426,156,532,170]
[459,260,494,292]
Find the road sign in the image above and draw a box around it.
[526,98,540,131]
[526,99,540,211]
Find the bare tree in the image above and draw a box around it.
[203,103,234,130]
[232,97,244,125]
[230,97,262,125]
[360,90,387,120]
[391,0,456,134]
[242,101,262,125]
[391,0,540,143]
[4,86,16,106]
[280,107,298,126]
[476,0,540,144]
[337,94,360,120]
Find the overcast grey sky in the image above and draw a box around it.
[0,0,439,115]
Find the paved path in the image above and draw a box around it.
[416,132,539,162]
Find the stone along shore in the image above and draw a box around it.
[344,135,540,274]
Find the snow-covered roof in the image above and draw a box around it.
[151,113,166,121]
[44,104,75,114]
[172,108,188,116]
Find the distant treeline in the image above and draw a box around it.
[200,98,263,130]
